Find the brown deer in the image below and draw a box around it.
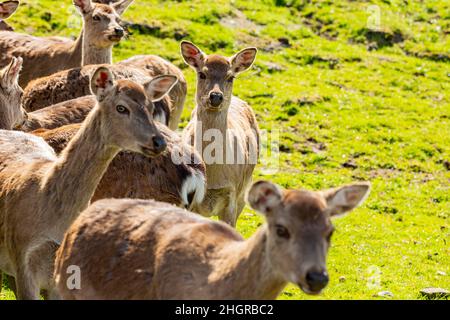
[0,58,172,131]
[181,41,259,226]
[0,0,133,87]
[53,180,370,300]
[22,56,187,130]
[0,66,176,299]
[0,0,18,31]
[0,58,205,210]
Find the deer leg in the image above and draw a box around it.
[218,192,238,227]
[15,267,39,300]
[6,274,17,296]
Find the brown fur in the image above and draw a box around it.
[121,55,188,130]
[53,181,370,299]
[0,68,169,299]
[181,42,259,226]
[0,0,133,87]
[32,122,206,208]
[0,1,18,31]
[22,56,186,129]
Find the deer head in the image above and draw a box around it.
[248,180,370,295]
[181,41,257,112]
[73,0,133,48]
[90,66,177,156]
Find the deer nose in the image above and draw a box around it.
[152,135,167,154]
[305,270,329,293]
[209,92,223,107]
[114,27,124,37]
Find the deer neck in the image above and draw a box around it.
[82,31,113,65]
[41,107,119,236]
[69,31,84,66]
[193,103,229,159]
[214,226,287,299]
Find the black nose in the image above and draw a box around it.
[152,135,166,154]
[209,92,223,107]
[114,28,124,37]
[306,270,329,292]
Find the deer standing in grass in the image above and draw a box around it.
[0,0,133,87]
[0,66,176,299]
[182,41,259,227]
[0,0,18,31]
[54,180,370,299]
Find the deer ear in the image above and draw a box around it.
[90,67,115,101]
[322,182,371,217]
[247,181,283,216]
[73,0,93,14]
[112,0,134,15]
[144,75,178,102]
[230,47,257,74]
[0,56,22,87]
[0,1,19,19]
[181,41,206,71]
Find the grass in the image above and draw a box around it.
[1,0,449,300]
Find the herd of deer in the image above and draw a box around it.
[0,0,371,300]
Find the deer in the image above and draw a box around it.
[22,56,187,130]
[0,66,177,300]
[53,180,371,300]
[181,41,259,227]
[0,56,205,210]
[0,0,18,31]
[0,0,133,88]
[0,57,172,132]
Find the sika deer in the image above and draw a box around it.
[22,56,187,130]
[182,41,259,226]
[0,66,176,299]
[0,58,204,208]
[0,0,18,31]
[0,0,133,87]
[54,180,370,300]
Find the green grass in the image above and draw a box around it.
[1,0,449,300]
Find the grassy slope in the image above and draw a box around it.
[1,0,449,300]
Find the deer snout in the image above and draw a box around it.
[209,92,224,108]
[152,135,167,154]
[114,27,124,37]
[305,269,329,293]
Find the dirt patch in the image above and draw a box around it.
[220,9,263,33]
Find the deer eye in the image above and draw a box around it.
[275,225,290,239]
[198,72,206,80]
[93,15,101,22]
[116,105,129,115]
[227,76,235,83]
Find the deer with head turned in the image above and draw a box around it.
[0,0,18,31]
[0,66,177,300]
[54,180,370,300]
[181,41,259,227]
[0,0,133,88]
